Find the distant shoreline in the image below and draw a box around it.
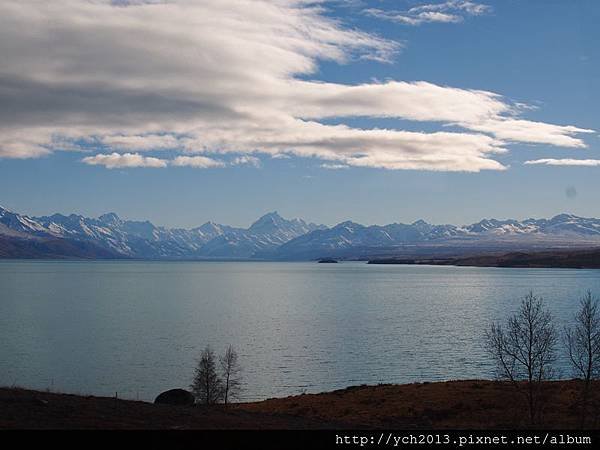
[368,248,600,269]
[2,253,600,269]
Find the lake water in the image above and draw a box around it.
[1,260,599,401]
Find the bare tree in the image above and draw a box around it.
[485,292,557,425]
[565,291,600,427]
[191,346,223,405]
[220,344,242,404]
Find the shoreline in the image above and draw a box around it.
[2,379,596,429]
[3,257,600,270]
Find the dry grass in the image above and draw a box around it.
[236,380,600,429]
[2,380,599,429]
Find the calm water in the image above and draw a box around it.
[1,260,599,401]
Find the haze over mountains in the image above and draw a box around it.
[1,204,600,260]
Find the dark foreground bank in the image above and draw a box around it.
[2,380,599,430]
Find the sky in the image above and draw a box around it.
[0,0,598,228]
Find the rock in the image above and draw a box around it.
[318,258,338,263]
[154,389,195,406]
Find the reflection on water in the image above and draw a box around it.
[1,260,598,401]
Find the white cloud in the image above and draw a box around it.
[0,0,592,172]
[364,1,491,26]
[178,119,509,172]
[232,156,262,168]
[82,152,168,169]
[171,156,226,169]
[456,119,594,148]
[525,159,600,167]
[321,163,350,169]
[413,0,491,15]
[286,80,508,124]
[364,9,462,25]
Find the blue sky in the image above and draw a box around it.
[0,0,598,228]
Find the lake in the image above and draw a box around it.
[1,260,598,401]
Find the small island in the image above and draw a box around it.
[317,258,338,263]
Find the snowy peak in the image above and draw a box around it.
[98,212,122,226]
[333,220,363,231]
[194,221,227,238]
[247,211,322,239]
[411,219,430,228]
[465,218,531,235]
[248,211,289,233]
[550,213,578,222]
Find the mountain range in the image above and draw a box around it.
[2,204,600,260]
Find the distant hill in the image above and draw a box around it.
[452,248,600,269]
[0,235,123,259]
[369,248,600,269]
[2,204,600,260]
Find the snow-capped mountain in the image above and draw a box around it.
[0,206,323,259]
[2,204,600,260]
[268,215,600,260]
[463,214,600,236]
[530,214,600,236]
[269,220,427,257]
[0,205,48,236]
[196,212,326,258]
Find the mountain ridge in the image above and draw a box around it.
[2,204,600,260]
[0,206,325,259]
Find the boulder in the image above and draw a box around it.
[154,389,195,406]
